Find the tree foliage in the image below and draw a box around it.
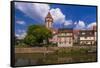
[24,25,52,46]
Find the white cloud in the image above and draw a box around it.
[16,29,26,39]
[63,20,72,26]
[74,21,96,30]
[16,20,25,25]
[50,8,73,28]
[16,32,27,39]
[17,29,25,33]
[15,2,50,22]
[74,20,85,30]
[87,22,96,29]
[50,8,65,23]
[74,21,77,25]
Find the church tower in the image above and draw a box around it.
[45,12,53,29]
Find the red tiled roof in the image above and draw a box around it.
[73,30,79,34]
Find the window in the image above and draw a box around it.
[69,41,71,44]
[61,33,64,36]
[82,32,85,35]
[66,33,72,36]
[86,41,88,44]
[59,42,61,44]
[65,41,66,44]
[91,41,92,44]
[85,36,87,39]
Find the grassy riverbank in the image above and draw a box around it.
[15,46,96,53]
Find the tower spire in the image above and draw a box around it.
[45,12,53,29]
[46,12,53,18]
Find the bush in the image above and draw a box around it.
[15,43,29,48]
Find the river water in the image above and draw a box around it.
[15,53,97,66]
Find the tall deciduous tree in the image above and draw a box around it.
[24,25,52,46]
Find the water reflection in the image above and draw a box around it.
[15,53,96,66]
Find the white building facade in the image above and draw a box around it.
[57,29,73,47]
[79,30,95,45]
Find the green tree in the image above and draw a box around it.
[24,25,52,46]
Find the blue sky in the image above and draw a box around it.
[14,2,97,39]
